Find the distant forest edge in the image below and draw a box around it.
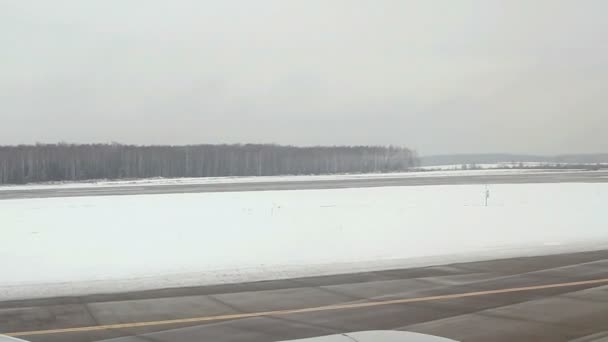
[420,153,608,166]
[0,144,419,185]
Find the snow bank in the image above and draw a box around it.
[1,183,608,299]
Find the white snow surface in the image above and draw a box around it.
[2,183,608,300]
[417,162,608,170]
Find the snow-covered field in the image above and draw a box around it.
[2,182,608,300]
[0,168,584,192]
[417,162,608,170]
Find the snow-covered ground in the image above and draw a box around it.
[0,168,586,192]
[2,183,608,300]
[417,162,608,170]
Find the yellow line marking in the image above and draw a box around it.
[5,277,608,337]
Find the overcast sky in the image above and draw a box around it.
[1,1,606,155]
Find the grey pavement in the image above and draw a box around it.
[2,249,608,342]
[1,170,608,200]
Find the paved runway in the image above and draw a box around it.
[1,170,608,200]
[3,250,608,342]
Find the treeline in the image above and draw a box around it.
[0,143,418,184]
[421,153,608,166]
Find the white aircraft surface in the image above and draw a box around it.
[278,331,458,341]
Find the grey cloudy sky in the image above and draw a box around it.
[1,0,606,155]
